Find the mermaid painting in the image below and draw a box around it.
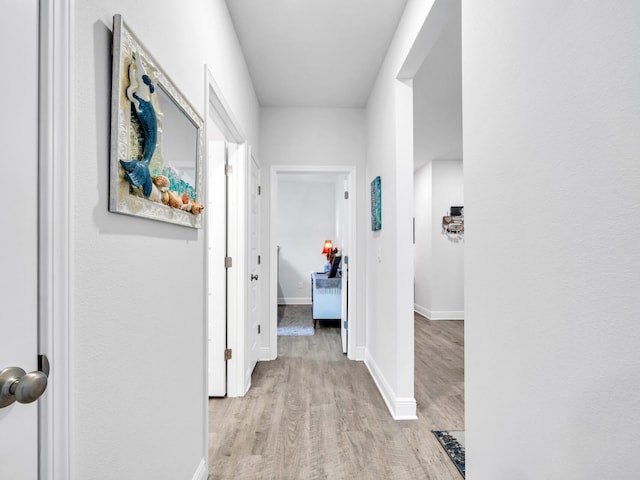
[119,53,157,198]
[109,15,204,227]
[117,51,203,216]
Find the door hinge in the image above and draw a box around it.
[258,325,261,334]
[344,191,349,199]
[224,256,233,268]
[258,255,261,265]
[258,185,261,195]
[225,164,233,176]
[224,348,232,361]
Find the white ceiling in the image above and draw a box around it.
[413,11,462,171]
[225,0,408,108]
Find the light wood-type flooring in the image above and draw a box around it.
[208,311,464,479]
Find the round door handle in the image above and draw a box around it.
[0,366,48,408]
[14,371,48,404]
[251,274,259,281]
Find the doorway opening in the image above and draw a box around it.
[205,66,257,401]
[399,0,464,452]
[269,166,357,360]
[411,0,463,322]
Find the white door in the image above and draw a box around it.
[341,260,348,354]
[246,155,261,375]
[207,141,227,396]
[0,0,41,477]
[340,177,349,354]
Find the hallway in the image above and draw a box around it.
[208,314,463,479]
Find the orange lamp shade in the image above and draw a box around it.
[321,240,333,256]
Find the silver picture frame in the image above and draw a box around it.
[109,14,204,228]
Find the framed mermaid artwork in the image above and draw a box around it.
[109,14,205,228]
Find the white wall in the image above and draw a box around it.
[260,107,366,354]
[464,1,640,478]
[277,179,336,303]
[363,0,441,419]
[71,1,259,478]
[414,163,433,313]
[335,176,349,259]
[414,160,464,319]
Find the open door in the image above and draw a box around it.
[341,257,348,354]
[246,154,261,379]
[207,140,227,396]
[339,176,350,354]
[207,140,254,397]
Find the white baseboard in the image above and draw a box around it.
[259,346,274,361]
[192,458,206,480]
[414,304,464,320]
[350,345,365,361]
[364,350,417,420]
[278,297,312,305]
[244,367,252,395]
[394,398,419,420]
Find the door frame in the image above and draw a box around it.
[204,65,249,407]
[269,165,358,360]
[39,0,71,478]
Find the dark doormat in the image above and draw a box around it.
[432,430,465,478]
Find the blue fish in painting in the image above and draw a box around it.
[119,53,157,198]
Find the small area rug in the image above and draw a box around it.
[277,325,315,336]
[432,430,465,478]
[277,304,315,337]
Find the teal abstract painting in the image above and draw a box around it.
[371,176,381,231]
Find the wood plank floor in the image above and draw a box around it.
[208,312,464,479]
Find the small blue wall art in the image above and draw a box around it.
[371,176,381,231]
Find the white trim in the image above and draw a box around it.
[414,304,464,320]
[394,398,419,420]
[244,363,253,394]
[259,347,271,362]
[351,346,366,361]
[39,1,71,479]
[270,165,358,361]
[364,350,417,420]
[206,69,246,143]
[191,458,207,480]
[277,297,312,305]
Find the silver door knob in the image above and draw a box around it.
[0,366,48,408]
[251,274,259,281]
